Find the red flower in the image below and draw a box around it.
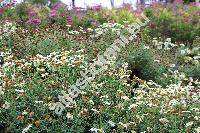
[0,9,4,15]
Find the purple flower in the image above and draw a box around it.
[183,18,192,23]
[52,2,61,10]
[72,7,85,11]
[50,10,57,17]
[174,0,183,4]
[121,3,132,10]
[28,18,41,24]
[190,2,199,6]
[76,13,84,19]
[91,20,99,27]
[29,11,39,16]
[192,21,198,25]
[87,5,102,11]
[67,17,74,24]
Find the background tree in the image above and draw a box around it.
[28,0,48,6]
[72,0,75,7]
[28,0,60,7]
[49,0,60,7]
[140,0,145,4]
[110,0,114,8]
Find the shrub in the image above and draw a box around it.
[125,46,167,84]
[183,65,200,80]
[107,9,137,24]
[143,3,200,43]
[15,2,29,23]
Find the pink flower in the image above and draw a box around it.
[0,9,4,15]
[29,11,39,16]
[76,13,84,19]
[50,10,57,17]
[91,20,99,26]
[28,18,41,23]
[32,18,41,23]
[183,18,192,23]
[67,17,74,24]
[72,7,85,12]
[133,10,143,15]
[2,0,16,8]
[52,2,61,10]
[174,0,183,4]
[121,3,132,10]
[87,5,102,11]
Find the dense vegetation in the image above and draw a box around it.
[0,0,199,133]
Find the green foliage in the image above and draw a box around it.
[106,9,137,24]
[29,0,48,5]
[183,65,200,80]
[15,2,29,22]
[1,7,17,20]
[143,3,200,43]
[125,46,167,83]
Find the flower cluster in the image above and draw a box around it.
[0,21,17,38]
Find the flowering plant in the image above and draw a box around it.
[143,2,200,43]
